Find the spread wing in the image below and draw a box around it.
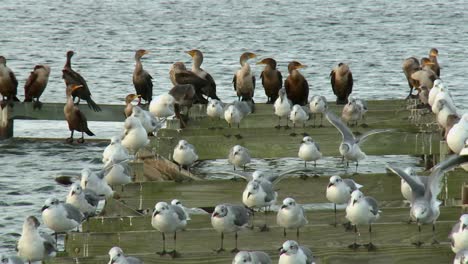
[386,165,425,198]
[356,129,394,145]
[427,154,468,201]
[325,110,355,143]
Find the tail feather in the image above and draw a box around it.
[85,128,95,136]
[86,98,101,112]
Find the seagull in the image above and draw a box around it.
[326,175,362,227]
[232,251,272,264]
[149,94,175,118]
[435,99,458,135]
[274,88,292,128]
[65,183,100,218]
[432,86,455,115]
[108,246,142,264]
[278,240,315,264]
[345,190,380,251]
[121,116,149,157]
[172,139,198,172]
[171,199,191,221]
[450,214,468,254]
[151,201,187,257]
[326,110,392,172]
[242,179,277,231]
[447,114,468,154]
[386,154,468,247]
[454,249,468,264]
[224,101,253,129]
[309,95,327,127]
[341,97,367,127]
[103,158,132,187]
[207,98,224,119]
[211,204,250,253]
[16,216,57,263]
[102,136,130,164]
[398,167,428,206]
[41,198,84,240]
[131,105,165,136]
[289,104,308,128]
[228,145,251,171]
[298,136,322,168]
[277,198,308,239]
[428,79,444,107]
[0,254,23,264]
[80,168,114,199]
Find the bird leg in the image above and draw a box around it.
[314,160,317,168]
[169,232,180,258]
[348,225,361,250]
[259,207,270,232]
[157,233,167,256]
[364,224,377,251]
[283,228,287,237]
[230,232,240,253]
[66,130,74,143]
[304,161,307,168]
[33,99,43,110]
[332,203,337,227]
[354,161,359,174]
[312,114,316,128]
[431,223,439,245]
[296,228,300,241]
[77,132,85,144]
[412,224,424,247]
[319,113,324,127]
[275,117,281,129]
[214,232,225,253]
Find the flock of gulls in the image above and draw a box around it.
[1,47,468,264]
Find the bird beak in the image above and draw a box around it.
[297,64,307,69]
[144,50,150,55]
[213,212,219,217]
[71,191,76,196]
[154,210,160,215]
[249,53,257,59]
[279,248,286,255]
[256,60,265,65]
[247,192,252,198]
[352,199,357,205]
[328,183,334,188]
[463,224,467,230]
[234,151,239,156]
[185,50,194,57]
[281,204,287,209]
[84,181,88,187]
[41,205,48,212]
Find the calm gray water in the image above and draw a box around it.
[1,0,468,254]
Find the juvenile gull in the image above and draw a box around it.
[326,175,362,227]
[151,201,187,257]
[309,95,327,127]
[41,198,84,240]
[102,136,130,164]
[242,179,277,231]
[228,145,251,171]
[277,198,308,239]
[298,136,321,168]
[274,88,292,128]
[108,246,142,264]
[80,168,113,199]
[345,190,380,251]
[17,216,57,263]
[386,154,468,246]
[66,183,99,218]
[173,139,198,172]
[232,251,272,264]
[211,204,250,253]
[278,240,315,264]
[449,214,468,254]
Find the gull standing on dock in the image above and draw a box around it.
[341,97,367,127]
[64,84,95,143]
[330,62,353,104]
[23,64,51,109]
[228,145,251,171]
[298,136,322,168]
[102,136,130,164]
[326,110,391,172]
[386,154,468,246]
[278,240,315,264]
[173,139,198,172]
[309,95,327,127]
[284,61,309,106]
[232,251,272,264]
[224,101,253,129]
[211,204,250,253]
[103,158,132,187]
[450,214,468,254]
[66,183,99,218]
[17,216,57,263]
[289,104,308,129]
[207,98,224,119]
[149,94,175,118]
[121,116,149,157]
[277,197,308,239]
[257,57,282,104]
[326,175,362,227]
[132,49,153,105]
[108,246,142,264]
[447,114,468,154]
[0,56,19,107]
[171,199,191,221]
[62,51,101,112]
[428,79,444,107]
[274,88,292,128]
[151,201,187,257]
[242,179,277,231]
[41,198,84,241]
[398,167,428,206]
[131,105,165,136]
[80,168,114,199]
[233,52,257,101]
[345,190,380,251]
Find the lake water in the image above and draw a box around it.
[1,0,467,254]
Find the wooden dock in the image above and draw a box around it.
[11,99,464,263]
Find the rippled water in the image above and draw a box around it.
[1,0,468,254]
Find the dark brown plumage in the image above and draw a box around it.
[169,84,196,128]
[169,62,211,104]
[330,63,353,104]
[233,52,256,101]
[428,48,440,77]
[258,58,282,104]
[411,58,438,92]
[24,64,51,109]
[62,51,101,112]
[402,57,420,98]
[64,84,95,143]
[186,50,219,102]
[133,49,153,104]
[0,56,19,107]
[284,61,309,106]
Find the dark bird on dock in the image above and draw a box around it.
[402,57,420,98]
[0,56,19,107]
[411,58,437,93]
[133,49,153,105]
[169,84,196,128]
[24,64,51,109]
[124,93,139,117]
[169,62,211,104]
[428,48,440,77]
[284,61,309,106]
[64,84,95,143]
[233,52,257,101]
[62,51,101,112]
[186,49,219,102]
[330,63,353,104]
[257,58,282,104]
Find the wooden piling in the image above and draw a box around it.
[0,106,13,139]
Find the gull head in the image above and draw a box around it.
[232,251,253,264]
[339,143,351,156]
[23,215,40,230]
[350,190,363,205]
[42,197,59,212]
[110,136,121,145]
[281,197,296,210]
[153,202,169,216]
[69,183,83,197]
[279,240,299,256]
[212,204,228,218]
[411,200,430,223]
[80,168,93,188]
[108,246,125,264]
[328,175,342,188]
[245,181,261,198]
[252,171,265,181]
[302,136,314,144]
